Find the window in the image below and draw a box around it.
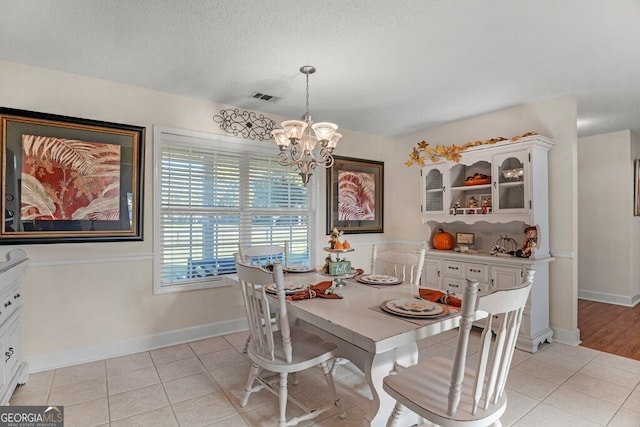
[153,127,316,294]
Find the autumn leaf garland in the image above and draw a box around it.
[405,132,538,167]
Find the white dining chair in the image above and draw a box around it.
[238,242,289,268]
[371,243,426,286]
[234,259,346,426]
[237,242,289,353]
[382,269,534,427]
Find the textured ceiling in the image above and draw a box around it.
[1,0,639,138]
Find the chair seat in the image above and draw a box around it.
[383,356,506,427]
[248,328,338,373]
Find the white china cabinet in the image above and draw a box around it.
[0,249,28,404]
[420,135,554,352]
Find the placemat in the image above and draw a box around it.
[368,304,460,326]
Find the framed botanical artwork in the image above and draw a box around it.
[326,155,383,234]
[1,107,145,244]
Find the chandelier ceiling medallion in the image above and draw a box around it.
[271,65,341,185]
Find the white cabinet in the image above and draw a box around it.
[421,164,449,215]
[422,258,442,289]
[0,249,28,405]
[491,265,522,289]
[442,260,492,295]
[420,136,553,258]
[424,251,552,353]
[419,135,553,353]
[493,150,530,214]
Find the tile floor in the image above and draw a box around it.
[9,329,640,426]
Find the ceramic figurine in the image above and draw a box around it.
[516,225,538,258]
[481,198,490,214]
[467,196,478,214]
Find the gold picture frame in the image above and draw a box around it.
[1,107,145,244]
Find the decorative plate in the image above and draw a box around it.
[357,274,402,285]
[381,298,448,318]
[323,247,355,253]
[265,283,306,295]
[283,265,315,273]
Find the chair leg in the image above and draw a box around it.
[278,372,289,427]
[242,335,250,354]
[331,357,348,375]
[320,360,346,419]
[240,364,260,407]
[386,401,406,427]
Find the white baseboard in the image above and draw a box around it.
[552,326,581,347]
[578,289,640,307]
[26,317,248,373]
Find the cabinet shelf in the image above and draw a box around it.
[424,213,533,225]
[498,180,524,188]
[450,183,492,192]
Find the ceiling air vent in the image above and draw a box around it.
[250,91,279,103]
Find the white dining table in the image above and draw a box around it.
[275,272,475,427]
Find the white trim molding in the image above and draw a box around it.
[26,317,248,373]
[552,327,581,347]
[578,289,640,307]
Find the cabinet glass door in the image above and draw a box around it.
[422,166,446,214]
[493,152,529,214]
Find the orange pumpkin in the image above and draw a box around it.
[433,228,454,250]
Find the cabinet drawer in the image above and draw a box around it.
[3,311,20,378]
[443,278,465,295]
[466,263,488,281]
[0,291,19,325]
[443,261,465,278]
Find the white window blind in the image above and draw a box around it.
[154,128,315,294]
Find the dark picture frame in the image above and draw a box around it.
[456,232,475,246]
[326,155,383,234]
[635,159,640,216]
[1,107,144,244]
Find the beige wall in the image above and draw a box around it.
[0,60,580,370]
[0,60,388,370]
[395,95,580,344]
[578,130,640,305]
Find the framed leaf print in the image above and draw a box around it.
[1,107,144,244]
[326,155,383,234]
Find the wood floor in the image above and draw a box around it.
[578,298,640,361]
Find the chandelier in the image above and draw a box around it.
[270,65,341,185]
